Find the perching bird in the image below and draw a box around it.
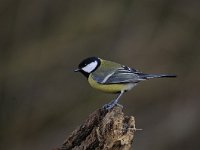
[74,57,176,109]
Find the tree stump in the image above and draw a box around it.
[54,105,136,150]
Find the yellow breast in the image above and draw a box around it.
[88,74,135,93]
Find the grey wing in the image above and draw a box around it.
[94,66,142,84]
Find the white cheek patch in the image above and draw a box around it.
[82,61,98,73]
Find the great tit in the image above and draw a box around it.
[75,57,176,109]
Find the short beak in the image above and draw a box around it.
[74,68,80,72]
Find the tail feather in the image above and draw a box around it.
[137,73,177,80]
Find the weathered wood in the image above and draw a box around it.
[54,105,136,150]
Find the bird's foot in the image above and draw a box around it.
[103,103,115,110]
[103,99,123,110]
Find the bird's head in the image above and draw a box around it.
[74,57,100,78]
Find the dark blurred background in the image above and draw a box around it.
[1,0,200,150]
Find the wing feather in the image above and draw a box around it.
[92,66,142,84]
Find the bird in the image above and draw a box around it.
[74,56,176,109]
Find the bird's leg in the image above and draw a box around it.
[103,91,124,110]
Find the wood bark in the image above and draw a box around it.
[54,105,136,150]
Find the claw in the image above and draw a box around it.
[103,103,114,110]
[102,99,118,110]
[116,103,123,108]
